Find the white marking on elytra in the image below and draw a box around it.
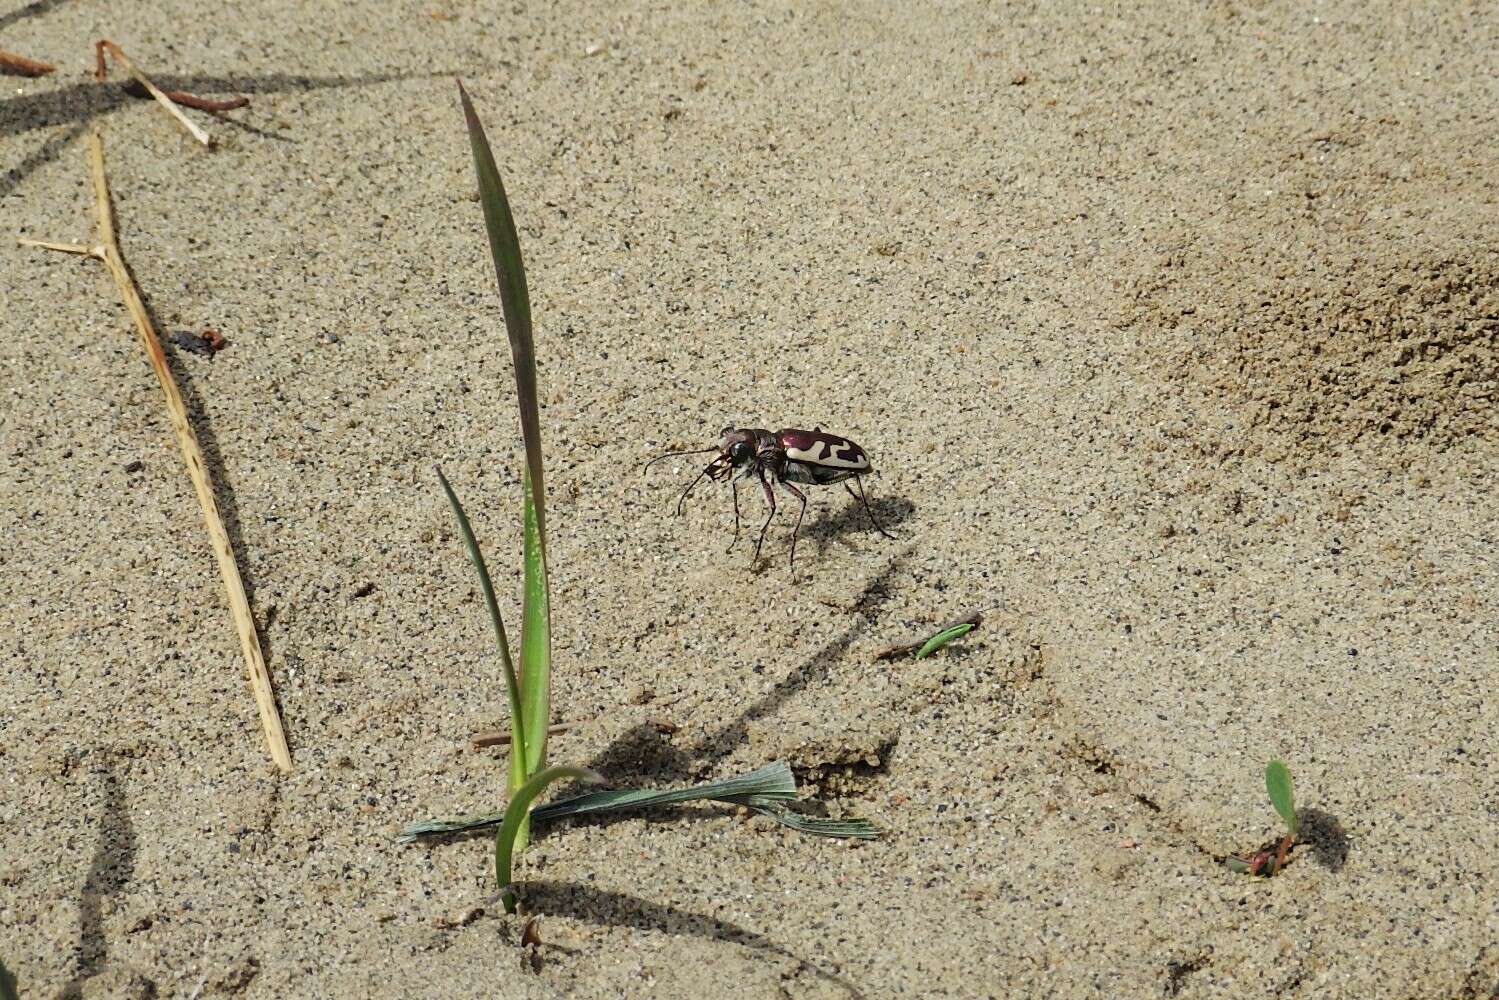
[784,438,870,470]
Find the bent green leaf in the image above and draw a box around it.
[915,622,975,659]
[495,765,602,913]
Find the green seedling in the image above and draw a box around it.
[872,607,988,662]
[915,622,975,659]
[1226,759,1298,876]
[409,83,875,915]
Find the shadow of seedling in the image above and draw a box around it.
[523,881,865,998]
[1298,808,1349,872]
[1227,759,1307,877]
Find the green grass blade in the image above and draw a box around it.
[1265,760,1297,836]
[457,80,546,546]
[397,810,509,843]
[495,765,601,913]
[399,762,878,843]
[738,798,880,840]
[459,80,553,854]
[435,468,526,798]
[531,762,798,821]
[915,622,975,659]
[519,468,551,777]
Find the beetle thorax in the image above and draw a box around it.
[719,427,777,479]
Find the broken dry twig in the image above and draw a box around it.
[94,40,248,145]
[471,722,574,749]
[121,81,249,113]
[18,132,292,773]
[0,50,55,76]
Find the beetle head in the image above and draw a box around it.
[715,427,759,479]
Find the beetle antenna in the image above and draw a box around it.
[674,461,719,516]
[644,447,719,474]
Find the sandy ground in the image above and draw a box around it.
[2,0,1496,996]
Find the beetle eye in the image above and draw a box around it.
[729,442,752,463]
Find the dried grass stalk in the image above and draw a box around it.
[95,40,212,146]
[19,132,292,772]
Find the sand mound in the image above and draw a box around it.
[1126,239,1498,463]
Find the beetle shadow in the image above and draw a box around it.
[1299,808,1349,872]
[521,881,865,998]
[58,757,139,1000]
[804,490,915,558]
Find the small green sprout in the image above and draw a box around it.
[1226,759,1299,876]
[915,622,976,659]
[873,607,988,662]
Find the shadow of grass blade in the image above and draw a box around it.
[436,467,526,797]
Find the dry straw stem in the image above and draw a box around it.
[18,132,292,772]
[0,50,56,76]
[470,722,574,749]
[94,40,212,146]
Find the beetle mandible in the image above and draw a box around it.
[644,426,894,571]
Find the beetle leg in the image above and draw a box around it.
[848,476,895,538]
[752,466,777,566]
[781,480,809,574]
[726,482,741,552]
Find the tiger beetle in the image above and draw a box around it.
[644,426,895,572]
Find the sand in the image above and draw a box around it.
[2,0,1496,996]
